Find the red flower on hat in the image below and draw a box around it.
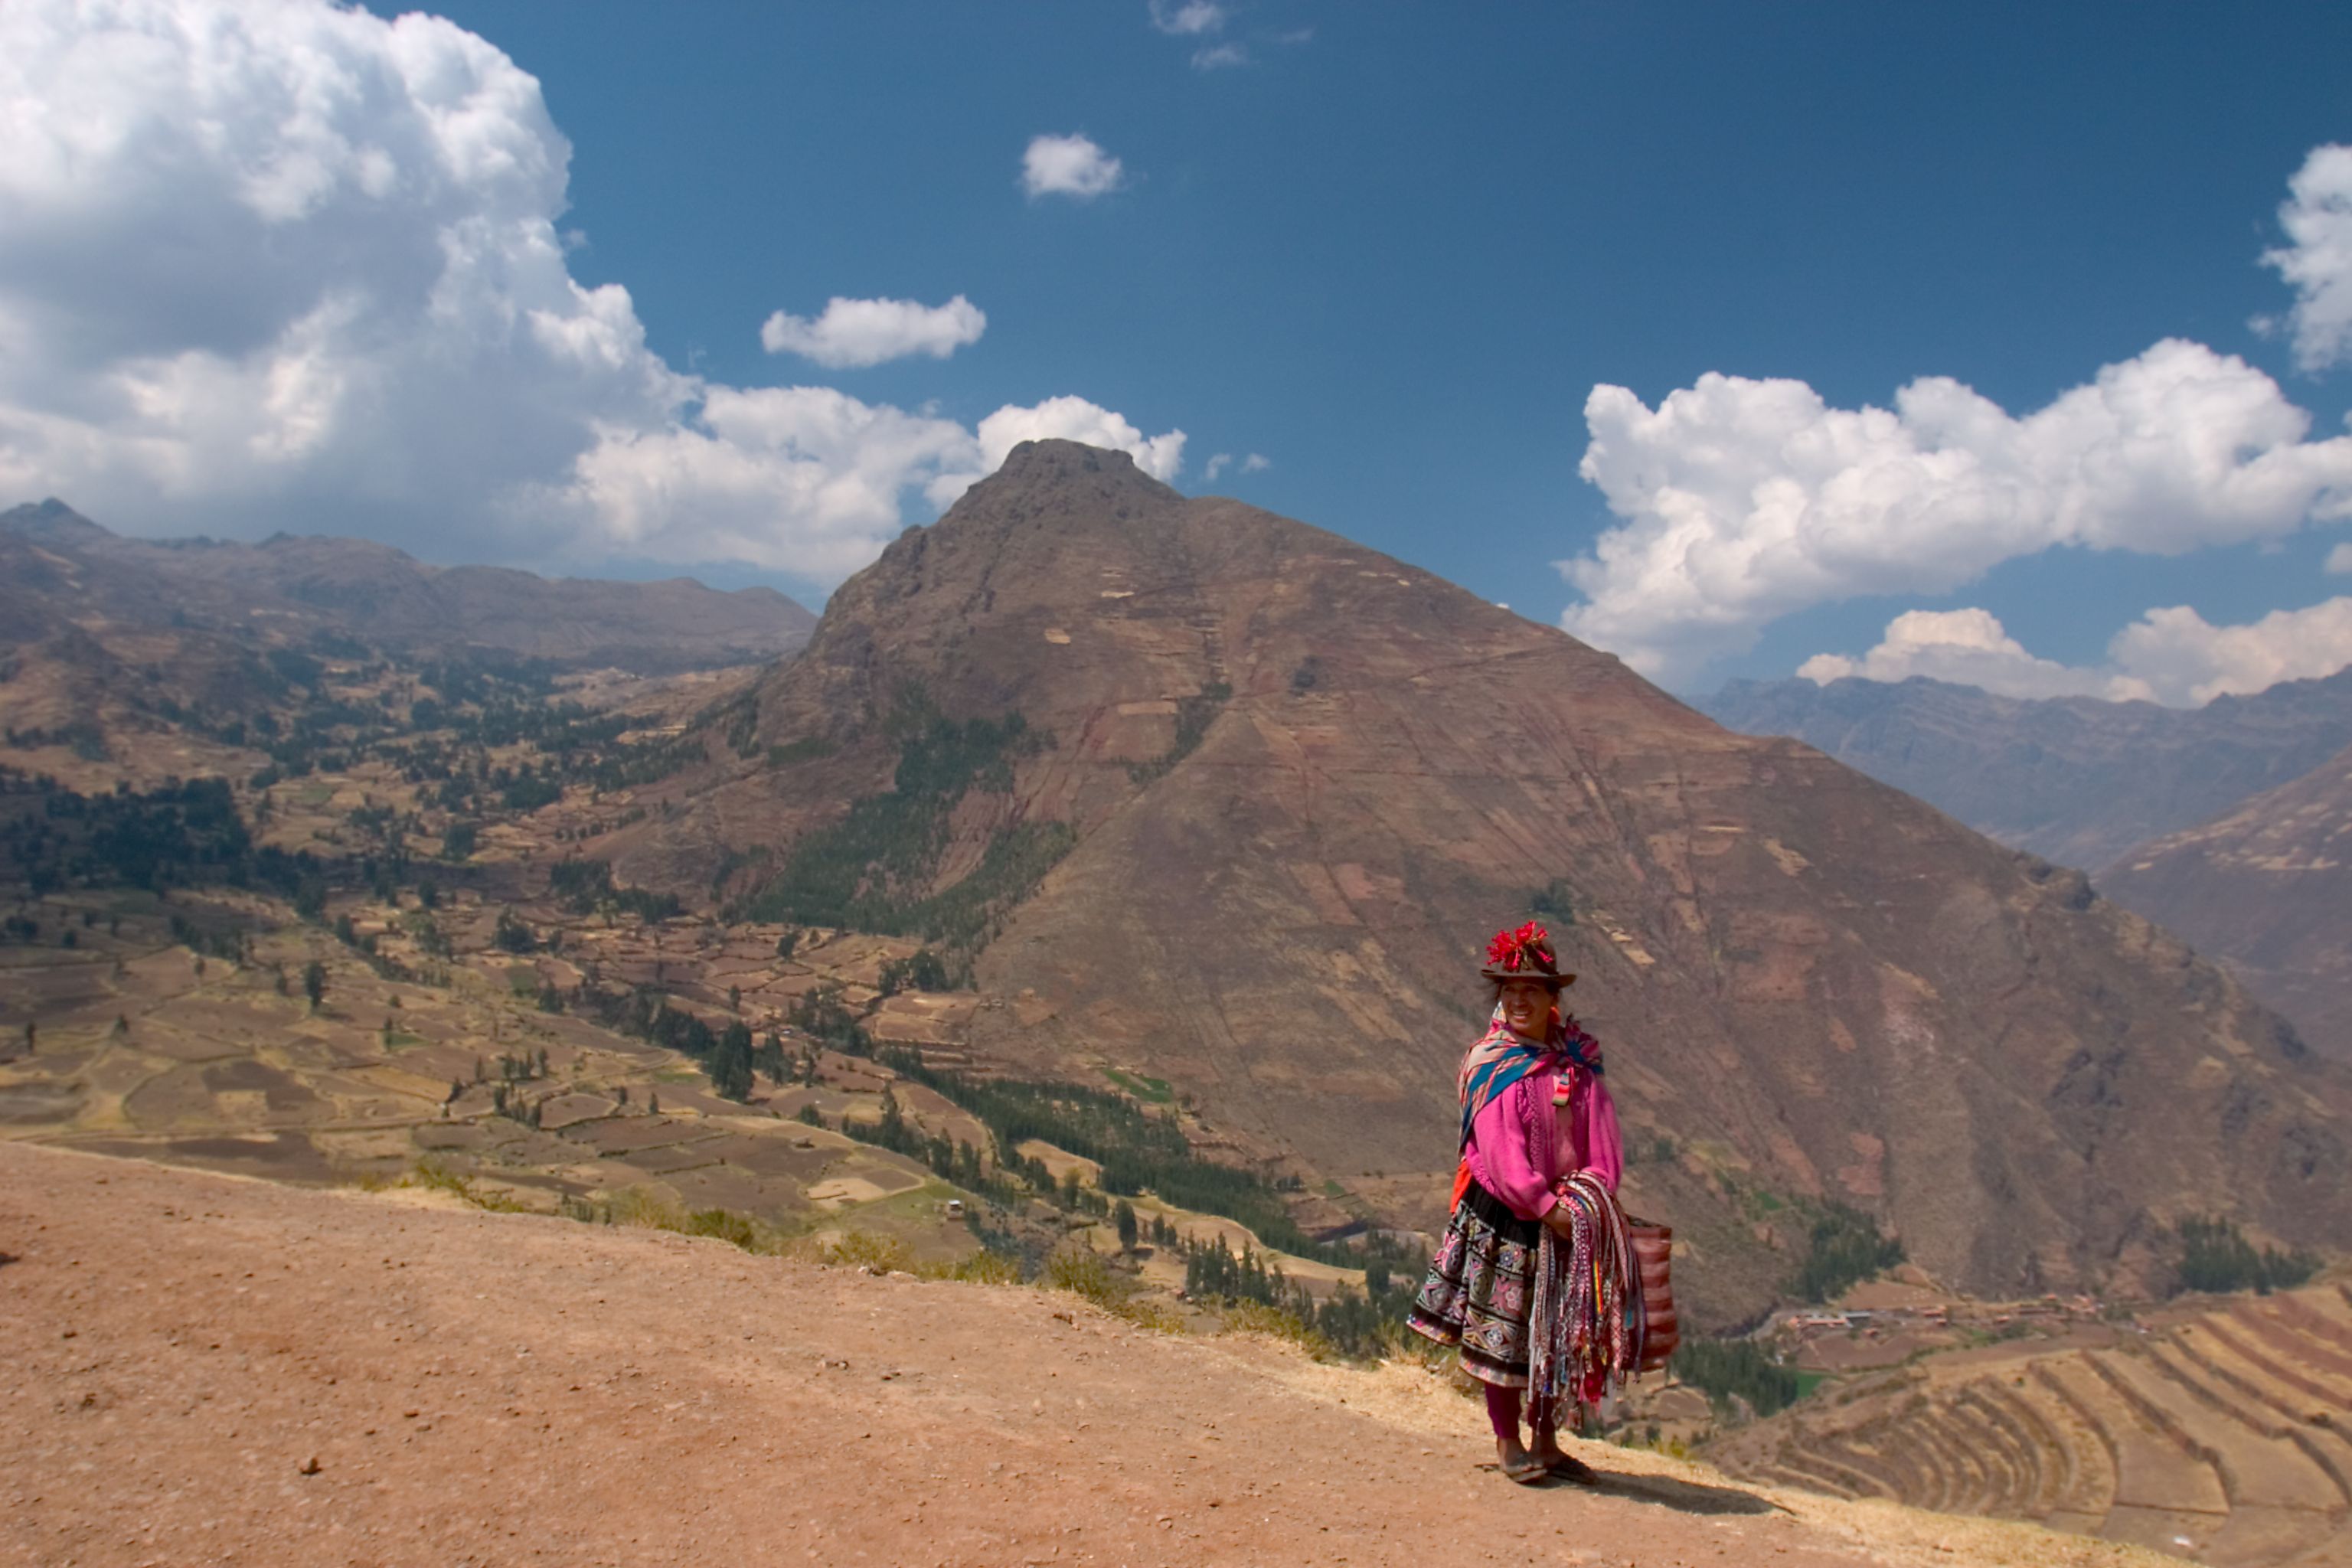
[1486,920,1553,972]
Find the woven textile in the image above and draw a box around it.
[1527,1171,1645,1409]
[1406,1179,1541,1387]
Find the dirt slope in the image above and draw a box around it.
[0,1142,2171,1568]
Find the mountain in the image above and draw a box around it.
[603,440,2352,1326]
[2100,741,2352,1061]
[1697,672,2352,874]
[0,498,816,673]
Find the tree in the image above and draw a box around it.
[775,929,799,960]
[711,1021,755,1102]
[537,980,564,1014]
[647,1090,660,1116]
[1115,1200,1138,1253]
[22,1021,34,1056]
[302,960,326,1012]
[756,1032,789,1084]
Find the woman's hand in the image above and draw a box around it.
[1540,1204,1579,1236]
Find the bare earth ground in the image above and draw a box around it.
[0,1144,2185,1568]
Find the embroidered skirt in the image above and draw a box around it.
[1406,1179,1542,1387]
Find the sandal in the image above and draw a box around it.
[1501,1450,1550,1485]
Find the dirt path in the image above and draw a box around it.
[0,1142,2171,1568]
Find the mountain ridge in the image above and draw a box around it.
[1,498,816,673]
[1697,670,2352,874]
[2100,739,2352,1061]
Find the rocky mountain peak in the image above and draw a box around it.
[644,443,2352,1323]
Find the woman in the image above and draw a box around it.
[1408,921,1635,1485]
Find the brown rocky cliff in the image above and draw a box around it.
[648,440,2352,1325]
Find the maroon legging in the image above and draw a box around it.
[1485,1382,1555,1442]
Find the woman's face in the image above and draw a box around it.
[1498,978,1553,1038]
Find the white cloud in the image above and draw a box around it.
[0,0,1172,587]
[1798,609,2150,701]
[1559,339,2352,682]
[759,294,985,369]
[2260,144,2352,372]
[2107,598,2352,706]
[2328,541,2352,574]
[1802,600,2352,707]
[1241,452,1270,472]
[923,395,1184,509]
[537,387,975,578]
[1205,452,1231,481]
[1021,134,1125,201]
[1192,43,1250,70]
[1149,0,1226,35]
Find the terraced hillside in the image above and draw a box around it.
[1711,1285,2352,1566]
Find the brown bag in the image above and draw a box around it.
[1628,1219,1677,1371]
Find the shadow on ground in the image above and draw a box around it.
[1583,1467,1784,1516]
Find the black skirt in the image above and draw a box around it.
[1405,1178,1542,1387]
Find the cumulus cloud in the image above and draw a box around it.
[1802,600,2352,707]
[1022,134,1125,200]
[1192,43,1250,69]
[1558,339,2352,681]
[759,294,985,369]
[1205,453,1231,481]
[923,396,1184,509]
[1798,610,2149,701]
[0,0,1174,586]
[1148,0,1226,35]
[2260,145,2352,372]
[2108,599,2352,706]
[1242,452,1270,472]
[2328,542,2352,574]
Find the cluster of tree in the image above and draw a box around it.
[1126,681,1231,786]
[876,948,952,995]
[869,1044,1360,1267]
[0,770,325,900]
[786,984,871,1054]
[168,910,250,963]
[2172,1216,2321,1296]
[1787,1201,1906,1304]
[1671,1338,1802,1419]
[594,988,763,1103]
[736,701,1069,954]
[1174,1231,1423,1360]
[3,720,109,760]
[828,1089,1037,1210]
[546,858,683,923]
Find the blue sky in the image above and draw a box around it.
[2,1,2349,702]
